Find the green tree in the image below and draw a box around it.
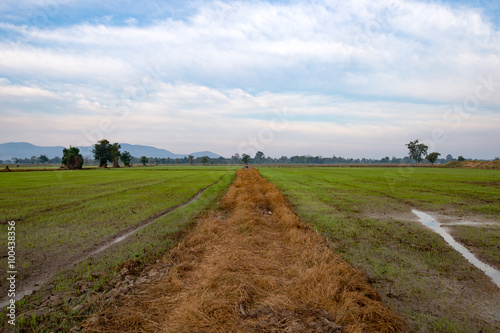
[426,152,441,165]
[110,142,121,168]
[188,155,194,166]
[242,154,251,165]
[406,139,429,164]
[200,156,209,165]
[140,156,148,166]
[39,154,49,164]
[92,139,112,167]
[120,151,132,167]
[62,147,84,170]
[254,151,265,163]
[231,153,240,164]
[458,156,466,161]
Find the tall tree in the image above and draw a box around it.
[406,139,429,164]
[62,147,84,170]
[231,153,240,163]
[140,156,148,166]
[426,152,441,165]
[188,155,194,166]
[110,142,121,168]
[200,156,209,165]
[242,154,251,165]
[39,154,49,164]
[92,139,112,167]
[254,151,265,163]
[120,151,132,167]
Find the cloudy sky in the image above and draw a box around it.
[0,0,499,159]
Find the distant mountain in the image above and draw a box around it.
[0,142,63,160]
[189,151,222,158]
[0,142,222,160]
[116,144,185,159]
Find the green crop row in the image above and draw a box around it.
[0,166,237,331]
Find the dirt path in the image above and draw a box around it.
[83,168,405,332]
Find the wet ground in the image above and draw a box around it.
[412,209,500,288]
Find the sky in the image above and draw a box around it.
[0,0,499,159]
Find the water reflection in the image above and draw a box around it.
[412,210,500,289]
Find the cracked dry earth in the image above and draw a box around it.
[82,168,405,332]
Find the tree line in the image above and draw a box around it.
[2,139,482,168]
[57,140,224,169]
[56,138,470,169]
[4,155,60,165]
[404,139,471,165]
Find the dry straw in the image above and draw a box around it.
[83,168,406,332]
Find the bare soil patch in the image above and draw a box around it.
[83,168,405,332]
[444,160,500,169]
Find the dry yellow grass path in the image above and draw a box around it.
[84,168,405,332]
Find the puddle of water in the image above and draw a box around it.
[412,210,500,289]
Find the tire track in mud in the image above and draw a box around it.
[83,168,406,332]
[0,176,224,309]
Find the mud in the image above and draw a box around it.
[413,210,500,288]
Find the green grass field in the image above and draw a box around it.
[0,166,237,330]
[260,166,500,333]
[2,166,499,331]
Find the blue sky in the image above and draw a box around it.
[0,0,499,159]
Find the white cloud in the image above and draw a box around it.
[0,0,499,158]
[1,0,498,103]
[0,41,137,85]
[0,80,61,99]
[3,81,497,158]
[125,17,137,25]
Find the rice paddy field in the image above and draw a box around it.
[84,168,407,333]
[1,165,499,332]
[0,166,237,330]
[259,166,500,332]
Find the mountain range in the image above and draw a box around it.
[0,142,222,161]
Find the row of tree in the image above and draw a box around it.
[3,155,60,165]
[405,140,439,165]
[58,140,209,169]
[92,140,131,167]
[59,140,131,169]
[405,139,469,165]
[3,139,478,168]
[60,140,250,169]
